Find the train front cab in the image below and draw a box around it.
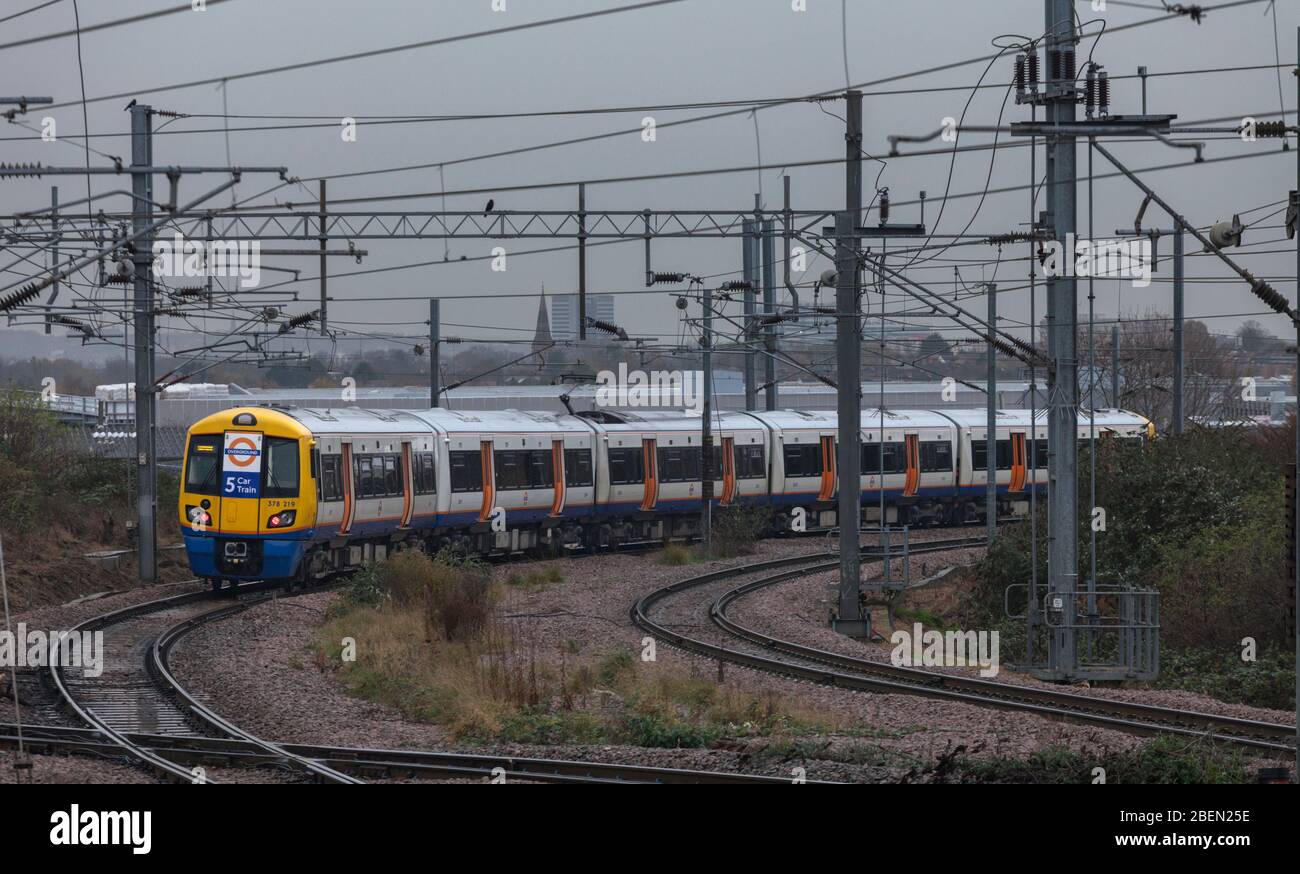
[179,408,317,586]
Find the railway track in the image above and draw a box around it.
[48,583,361,784]
[36,579,825,784]
[0,723,821,784]
[633,540,1297,755]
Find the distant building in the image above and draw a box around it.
[550,293,615,340]
[532,286,553,352]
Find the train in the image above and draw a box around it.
[178,404,1153,589]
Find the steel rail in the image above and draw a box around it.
[0,723,822,784]
[149,599,364,784]
[632,543,1296,755]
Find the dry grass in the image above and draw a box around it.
[317,550,857,745]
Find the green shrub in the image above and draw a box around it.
[708,504,772,558]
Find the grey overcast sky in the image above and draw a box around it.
[1,0,1297,359]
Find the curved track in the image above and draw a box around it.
[1,723,822,784]
[633,541,1297,755]
[40,581,822,784]
[49,584,360,783]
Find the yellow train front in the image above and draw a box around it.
[178,408,318,589]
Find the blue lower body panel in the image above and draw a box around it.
[182,531,310,581]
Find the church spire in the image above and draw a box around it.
[532,284,552,352]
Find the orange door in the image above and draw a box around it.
[720,436,736,505]
[640,438,658,511]
[817,435,836,501]
[903,434,920,497]
[549,440,566,516]
[399,441,414,527]
[478,440,495,522]
[340,442,355,534]
[1009,433,1027,493]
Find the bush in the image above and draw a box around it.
[657,543,694,566]
[953,736,1251,784]
[966,431,1293,659]
[1157,646,1295,711]
[708,504,771,558]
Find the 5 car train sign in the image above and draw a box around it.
[222,431,263,498]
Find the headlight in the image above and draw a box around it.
[185,505,212,528]
[266,510,296,528]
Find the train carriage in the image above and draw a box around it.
[179,403,1153,588]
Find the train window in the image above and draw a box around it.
[735,444,766,479]
[608,447,644,485]
[494,451,522,490]
[383,455,399,495]
[971,440,1012,471]
[528,449,554,488]
[657,446,702,484]
[449,450,483,493]
[783,443,823,478]
[319,454,344,502]
[996,440,1012,470]
[263,438,300,498]
[861,442,904,475]
[354,455,374,498]
[492,450,554,491]
[414,452,436,495]
[1029,439,1050,468]
[708,444,722,479]
[183,434,222,496]
[920,441,952,472]
[564,448,593,487]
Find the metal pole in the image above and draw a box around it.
[762,218,777,410]
[1045,0,1078,679]
[1172,228,1185,432]
[429,298,440,408]
[783,175,799,315]
[1112,324,1120,407]
[318,180,327,336]
[45,186,57,335]
[987,283,997,542]
[742,211,757,411]
[1292,24,1298,759]
[701,284,713,553]
[836,90,864,632]
[0,536,29,780]
[835,209,862,631]
[578,183,587,342]
[131,104,157,584]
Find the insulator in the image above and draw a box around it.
[878,188,890,224]
[1061,49,1075,82]
[1026,50,1039,89]
[586,317,627,340]
[1097,70,1110,116]
[52,315,91,335]
[1084,67,1097,116]
[720,280,752,291]
[173,286,208,297]
[1249,277,1291,315]
[1048,50,1060,82]
[285,309,320,330]
[0,162,43,179]
[649,271,688,285]
[0,280,42,312]
[1256,121,1288,138]
[104,274,133,285]
[1014,55,1026,94]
